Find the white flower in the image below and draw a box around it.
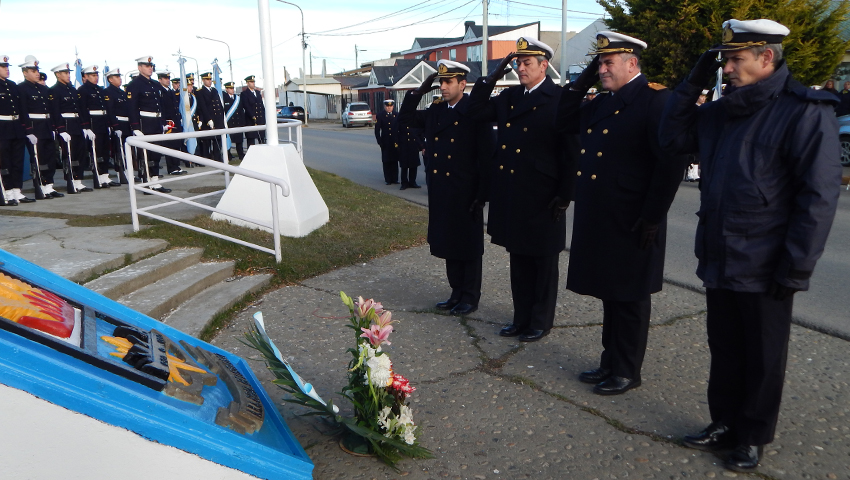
[398,404,415,426]
[377,406,392,429]
[402,428,416,445]
[365,353,393,387]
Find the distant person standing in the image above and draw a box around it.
[837,81,850,116]
[126,55,170,193]
[399,59,494,316]
[79,65,118,188]
[18,55,64,199]
[50,61,89,193]
[375,99,400,185]
[196,72,225,161]
[104,68,131,183]
[660,19,840,473]
[398,122,423,190]
[223,81,245,160]
[0,54,30,206]
[156,71,185,175]
[241,75,266,146]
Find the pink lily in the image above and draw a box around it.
[355,296,375,318]
[375,310,394,328]
[360,324,392,347]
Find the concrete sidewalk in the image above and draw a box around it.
[210,239,849,480]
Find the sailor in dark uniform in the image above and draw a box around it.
[467,37,577,342]
[557,32,685,396]
[398,123,423,189]
[156,71,185,174]
[50,61,90,193]
[223,81,245,160]
[399,59,495,315]
[79,65,119,188]
[126,55,170,193]
[18,55,63,199]
[241,75,265,146]
[375,99,400,184]
[196,72,225,161]
[0,54,31,205]
[104,68,130,183]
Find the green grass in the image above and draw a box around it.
[129,168,428,338]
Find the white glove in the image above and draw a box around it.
[115,130,123,139]
[59,132,71,143]
[163,125,169,133]
[27,134,38,145]
[83,129,96,140]
[133,130,144,137]
[207,120,214,128]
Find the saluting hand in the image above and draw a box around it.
[414,72,439,95]
[631,217,660,250]
[569,55,600,93]
[687,51,723,88]
[486,53,517,84]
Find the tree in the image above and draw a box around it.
[597,0,850,86]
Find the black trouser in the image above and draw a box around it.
[86,132,111,180]
[400,164,418,187]
[705,288,793,445]
[59,134,87,181]
[163,137,184,173]
[27,138,58,186]
[0,137,26,190]
[229,132,245,159]
[133,145,162,179]
[509,252,560,331]
[246,130,265,147]
[445,256,483,307]
[600,298,651,379]
[110,131,130,182]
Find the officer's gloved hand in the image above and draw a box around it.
[631,217,660,250]
[207,120,214,128]
[767,281,800,301]
[485,53,516,84]
[133,130,144,137]
[26,134,38,145]
[547,196,570,222]
[59,132,71,143]
[115,129,123,139]
[413,72,439,96]
[687,51,723,88]
[569,55,600,93]
[468,200,486,222]
[83,129,96,140]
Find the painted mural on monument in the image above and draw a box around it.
[0,250,312,480]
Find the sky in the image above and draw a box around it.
[0,0,605,87]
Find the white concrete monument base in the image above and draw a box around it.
[211,144,329,237]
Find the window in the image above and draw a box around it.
[449,49,457,61]
[436,51,443,60]
[467,45,481,62]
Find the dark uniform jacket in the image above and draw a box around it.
[50,81,84,135]
[223,92,245,127]
[374,109,399,163]
[78,81,108,134]
[197,85,225,129]
[659,62,841,292]
[557,74,685,301]
[241,88,265,138]
[158,85,182,132]
[126,75,164,135]
[467,75,576,257]
[399,92,494,260]
[19,80,53,139]
[104,83,130,135]
[399,123,423,168]
[837,88,850,116]
[0,78,25,140]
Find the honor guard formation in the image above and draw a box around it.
[0,54,266,204]
[395,18,840,475]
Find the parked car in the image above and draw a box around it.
[342,102,372,128]
[839,114,850,167]
[277,105,307,122]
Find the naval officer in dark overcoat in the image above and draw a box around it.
[467,37,577,341]
[50,61,90,194]
[374,99,400,185]
[223,81,245,160]
[399,59,495,315]
[105,68,131,183]
[241,75,265,146]
[557,32,685,395]
[18,55,64,199]
[126,55,170,193]
[79,65,119,188]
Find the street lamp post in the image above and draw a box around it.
[277,0,308,126]
[355,44,367,71]
[197,35,234,83]
[172,53,200,81]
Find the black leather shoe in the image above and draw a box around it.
[449,303,477,316]
[2,199,18,206]
[169,169,187,175]
[435,299,460,310]
[519,329,550,342]
[80,186,93,192]
[409,183,421,188]
[499,325,524,337]
[579,367,612,384]
[153,186,172,193]
[399,185,408,190]
[725,444,763,472]
[593,376,641,395]
[18,196,36,203]
[385,182,392,185]
[108,181,121,187]
[683,422,736,451]
[49,191,65,198]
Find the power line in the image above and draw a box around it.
[310,0,451,35]
[442,1,482,37]
[492,0,603,15]
[310,0,480,37]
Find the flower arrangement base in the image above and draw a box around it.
[339,432,376,457]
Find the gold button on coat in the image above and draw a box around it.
[502,145,506,149]
[516,149,521,153]
[454,121,458,125]
[433,153,437,157]
[499,165,504,170]
[506,123,511,127]
[615,110,620,114]
[523,127,527,132]
[450,138,454,142]
[577,171,582,176]
[591,174,597,179]
[510,169,515,174]
[587,128,592,133]
[448,155,452,159]
[433,169,437,173]
[581,149,585,154]
[434,137,438,141]
[597,152,602,157]
[603,129,609,134]
[446,172,450,176]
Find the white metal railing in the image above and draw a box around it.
[124,121,303,263]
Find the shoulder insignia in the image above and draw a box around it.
[127,92,132,98]
[647,82,667,91]
[104,96,110,100]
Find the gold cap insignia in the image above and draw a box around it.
[722,25,734,43]
[517,37,529,50]
[2,56,8,62]
[148,57,152,63]
[597,35,610,48]
[93,66,97,72]
[34,60,39,66]
[438,64,448,74]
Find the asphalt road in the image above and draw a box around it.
[298,123,850,338]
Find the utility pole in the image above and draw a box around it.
[482,0,488,76]
[277,0,307,126]
[560,0,568,85]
